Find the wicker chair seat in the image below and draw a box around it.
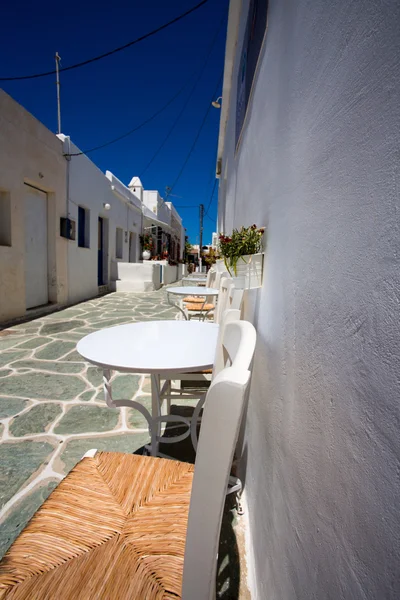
[184,302,215,311]
[0,452,194,600]
[182,296,205,302]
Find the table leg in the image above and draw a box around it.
[150,373,161,457]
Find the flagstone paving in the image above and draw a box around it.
[0,289,179,557]
[0,287,249,599]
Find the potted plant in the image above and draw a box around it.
[204,247,220,271]
[218,225,265,289]
[140,233,153,260]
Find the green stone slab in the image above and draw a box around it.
[0,373,86,401]
[0,337,30,351]
[87,318,134,328]
[86,366,102,387]
[0,440,55,508]
[50,332,86,342]
[63,350,86,363]
[142,378,151,393]
[56,433,149,474]
[35,341,75,360]
[96,374,140,402]
[12,360,84,374]
[71,327,99,336]
[15,337,50,350]
[0,350,29,367]
[0,398,30,419]
[79,390,96,402]
[0,479,59,559]
[9,403,62,437]
[43,310,85,320]
[55,405,119,435]
[40,321,85,335]
[127,396,152,428]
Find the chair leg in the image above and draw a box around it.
[190,393,207,452]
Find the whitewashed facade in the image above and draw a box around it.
[217,1,400,599]
[0,91,185,322]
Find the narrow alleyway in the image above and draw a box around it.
[0,290,178,555]
[0,289,249,598]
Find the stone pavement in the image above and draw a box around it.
[0,288,249,598]
[0,290,178,557]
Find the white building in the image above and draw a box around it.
[0,90,68,323]
[0,90,185,322]
[216,1,400,599]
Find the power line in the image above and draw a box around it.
[167,69,223,196]
[139,11,226,178]
[0,0,210,81]
[204,177,218,218]
[66,81,190,156]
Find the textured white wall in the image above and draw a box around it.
[220,0,400,598]
[0,91,68,322]
[60,137,141,305]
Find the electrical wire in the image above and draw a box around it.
[66,81,190,156]
[204,177,218,219]
[166,69,223,197]
[139,11,226,178]
[0,0,210,81]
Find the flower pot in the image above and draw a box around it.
[228,253,264,289]
[142,250,151,260]
[215,259,225,273]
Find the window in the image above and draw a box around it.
[116,227,123,259]
[0,191,11,246]
[78,206,90,248]
[235,0,269,148]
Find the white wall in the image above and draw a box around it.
[0,91,68,322]
[59,137,141,305]
[220,1,400,598]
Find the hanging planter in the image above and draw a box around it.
[219,225,265,289]
[231,253,264,289]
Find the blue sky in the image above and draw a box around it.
[0,0,228,244]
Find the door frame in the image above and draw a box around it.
[24,183,49,309]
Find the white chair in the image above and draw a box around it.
[160,282,244,408]
[0,366,253,600]
[183,270,229,321]
[182,268,216,303]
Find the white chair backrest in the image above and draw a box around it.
[205,268,216,288]
[213,316,257,379]
[214,277,234,324]
[181,365,253,600]
[214,269,229,290]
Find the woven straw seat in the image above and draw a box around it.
[0,452,194,600]
[184,302,215,311]
[182,296,205,302]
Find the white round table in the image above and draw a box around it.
[166,286,219,297]
[77,321,219,456]
[166,287,219,320]
[182,276,208,284]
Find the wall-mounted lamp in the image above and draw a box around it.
[211,96,222,109]
[103,202,111,211]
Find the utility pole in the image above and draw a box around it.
[55,52,62,134]
[199,203,204,272]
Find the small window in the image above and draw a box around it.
[116,227,123,259]
[0,191,12,247]
[78,206,90,248]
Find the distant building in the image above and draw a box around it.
[0,90,185,323]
